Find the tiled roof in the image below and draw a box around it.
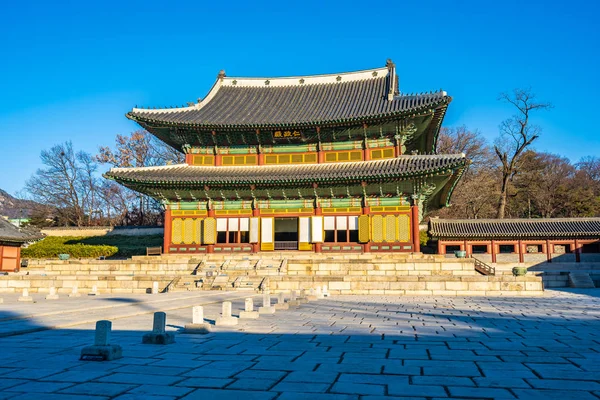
[127,61,450,129]
[429,218,600,239]
[105,154,466,187]
[0,218,44,244]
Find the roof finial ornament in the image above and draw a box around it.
[217,70,226,80]
[386,59,397,101]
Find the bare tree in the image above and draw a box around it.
[494,88,552,218]
[97,130,183,225]
[24,142,100,226]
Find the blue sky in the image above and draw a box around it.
[1,0,598,196]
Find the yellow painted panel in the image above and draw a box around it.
[172,218,183,244]
[358,215,370,243]
[261,242,274,251]
[385,215,396,242]
[305,153,317,163]
[203,217,216,244]
[172,210,207,216]
[194,218,203,244]
[298,242,312,251]
[183,218,195,244]
[372,215,384,243]
[398,214,411,242]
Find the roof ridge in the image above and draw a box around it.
[432,217,600,223]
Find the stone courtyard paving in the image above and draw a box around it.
[0,289,599,399]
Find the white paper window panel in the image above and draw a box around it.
[239,218,249,231]
[250,217,259,243]
[348,216,358,230]
[311,216,324,243]
[299,217,310,243]
[228,218,238,231]
[336,216,347,230]
[217,218,228,232]
[324,216,335,230]
[261,218,273,243]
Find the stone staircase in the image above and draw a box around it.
[568,272,596,288]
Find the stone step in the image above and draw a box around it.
[568,272,596,288]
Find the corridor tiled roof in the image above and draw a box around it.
[127,62,450,129]
[429,218,600,239]
[0,218,44,244]
[105,154,466,187]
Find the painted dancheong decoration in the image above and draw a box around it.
[105,60,467,254]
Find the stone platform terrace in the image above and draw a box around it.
[2,253,544,296]
[0,289,599,399]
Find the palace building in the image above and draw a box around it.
[106,60,467,254]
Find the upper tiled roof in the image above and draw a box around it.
[429,218,600,239]
[127,61,450,129]
[0,218,44,244]
[105,154,466,187]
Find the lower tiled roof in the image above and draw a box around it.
[429,218,600,239]
[0,218,44,244]
[104,155,466,187]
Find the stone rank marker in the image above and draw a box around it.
[18,289,33,302]
[288,290,300,307]
[215,301,239,326]
[152,281,159,294]
[298,289,309,304]
[184,306,212,334]
[46,287,59,300]
[322,285,329,297]
[307,288,318,301]
[88,285,98,296]
[275,292,289,310]
[69,285,81,298]
[316,286,324,299]
[258,292,276,314]
[239,298,259,319]
[80,320,122,361]
[142,312,175,344]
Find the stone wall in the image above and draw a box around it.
[40,226,164,237]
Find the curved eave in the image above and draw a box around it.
[105,163,466,190]
[126,97,451,132]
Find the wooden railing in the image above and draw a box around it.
[472,256,495,276]
[274,241,298,250]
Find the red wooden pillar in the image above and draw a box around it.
[362,205,371,253]
[437,241,444,255]
[207,208,215,254]
[314,206,322,253]
[411,205,420,253]
[252,208,260,253]
[464,240,469,257]
[546,239,552,262]
[575,239,581,263]
[518,240,524,263]
[163,208,172,254]
[491,240,496,263]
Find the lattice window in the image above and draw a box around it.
[371,215,384,243]
[397,214,411,242]
[370,147,395,160]
[385,215,396,242]
[324,150,363,163]
[171,218,183,244]
[264,153,317,164]
[221,155,257,165]
[191,155,215,165]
